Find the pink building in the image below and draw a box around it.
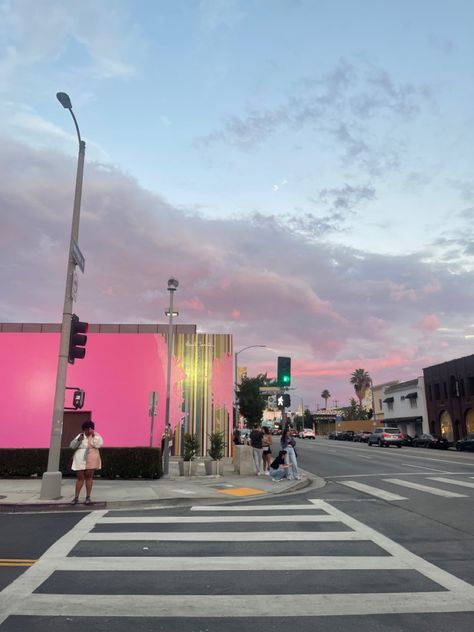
[0,323,233,456]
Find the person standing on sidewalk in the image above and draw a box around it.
[70,421,103,505]
[280,425,301,480]
[262,426,273,474]
[249,423,264,475]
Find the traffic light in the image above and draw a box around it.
[73,389,85,409]
[68,314,88,364]
[277,356,291,386]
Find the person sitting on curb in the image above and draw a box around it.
[268,450,289,482]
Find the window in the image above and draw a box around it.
[387,401,394,411]
[428,385,432,401]
[468,376,474,397]
[443,382,448,399]
[434,383,440,400]
[379,399,382,409]
[410,398,417,409]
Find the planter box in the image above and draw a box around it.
[178,460,197,476]
[204,460,224,476]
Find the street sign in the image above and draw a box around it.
[71,239,85,273]
[149,391,158,416]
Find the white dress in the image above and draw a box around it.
[70,433,103,471]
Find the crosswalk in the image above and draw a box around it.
[338,474,474,501]
[1,499,474,627]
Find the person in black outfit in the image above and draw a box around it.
[249,423,264,475]
[268,450,289,481]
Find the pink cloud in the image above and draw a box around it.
[415,314,439,332]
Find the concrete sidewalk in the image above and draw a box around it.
[0,459,323,512]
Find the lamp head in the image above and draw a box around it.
[56,92,72,109]
[167,278,179,291]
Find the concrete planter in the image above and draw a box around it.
[178,460,197,476]
[204,459,224,476]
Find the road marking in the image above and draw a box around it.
[17,591,474,617]
[0,559,36,567]
[401,463,447,472]
[190,504,322,511]
[56,555,410,572]
[218,487,266,496]
[0,510,106,626]
[330,470,474,479]
[99,514,338,524]
[83,530,362,541]
[428,477,474,489]
[382,478,467,498]
[339,480,407,501]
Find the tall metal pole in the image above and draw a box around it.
[41,95,85,500]
[163,279,178,477]
[233,345,267,430]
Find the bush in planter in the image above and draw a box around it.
[179,433,200,476]
[183,433,200,461]
[208,431,225,461]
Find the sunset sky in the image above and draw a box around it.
[1,0,473,408]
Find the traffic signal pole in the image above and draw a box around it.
[40,136,86,500]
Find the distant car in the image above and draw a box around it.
[413,434,449,449]
[328,432,339,440]
[299,429,316,440]
[354,431,371,443]
[456,433,474,452]
[340,430,355,441]
[368,427,402,448]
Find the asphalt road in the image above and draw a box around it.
[1,438,474,631]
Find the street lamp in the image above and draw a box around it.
[162,278,179,477]
[234,345,267,429]
[40,93,86,500]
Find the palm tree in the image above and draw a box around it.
[321,389,331,409]
[350,368,372,408]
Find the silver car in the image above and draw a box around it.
[368,427,402,448]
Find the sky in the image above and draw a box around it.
[1,0,473,410]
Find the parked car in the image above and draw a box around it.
[455,433,474,452]
[368,427,402,448]
[328,431,343,440]
[400,434,415,446]
[413,434,449,449]
[299,429,316,439]
[354,431,371,443]
[339,430,355,441]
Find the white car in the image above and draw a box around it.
[299,429,316,440]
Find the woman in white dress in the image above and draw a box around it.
[70,421,103,505]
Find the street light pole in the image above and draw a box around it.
[162,278,179,477]
[41,93,86,500]
[234,345,267,429]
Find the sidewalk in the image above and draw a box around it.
[0,459,324,512]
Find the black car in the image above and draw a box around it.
[412,433,449,449]
[455,433,474,452]
[400,434,415,446]
[354,431,371,443]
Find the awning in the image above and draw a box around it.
[405,392,418,399]
[383,397,394,403]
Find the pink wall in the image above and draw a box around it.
[0,332,168,448]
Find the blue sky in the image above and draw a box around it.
[1,0,473,405]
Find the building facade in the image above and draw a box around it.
[423,354,474,442]
[381,377,428,437]
[0,323,233,457]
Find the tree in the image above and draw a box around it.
[236,374,268,427]
[321,389,331,409]
[350,368,372,409]
[341,398,370,421]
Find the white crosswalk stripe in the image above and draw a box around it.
[1,499,474,625]
[339,480,408,501]
[428,476,474,489]
[382,478,468,497]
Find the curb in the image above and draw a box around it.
[0,475,321,513]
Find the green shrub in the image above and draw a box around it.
[0,447,162,479]
[183,433,200,461]
[208,431,225,461]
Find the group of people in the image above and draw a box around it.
[247,424,301,481]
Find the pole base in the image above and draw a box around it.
[40,471,63,500]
